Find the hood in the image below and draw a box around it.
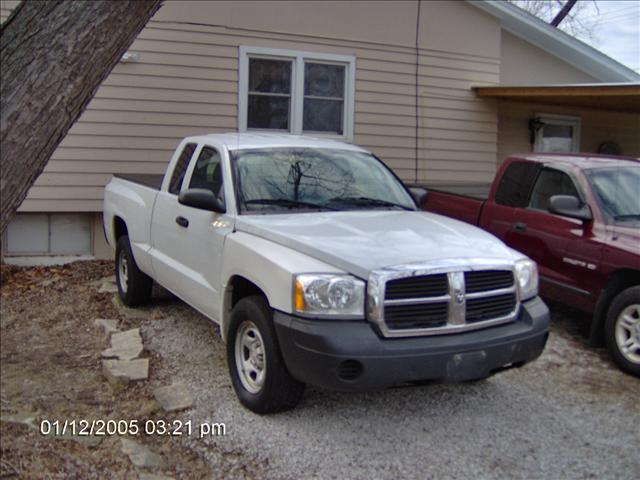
[235,210,517,279]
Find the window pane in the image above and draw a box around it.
[50,214,91,254]
[249,59,291,94]
[304,63,344,98]
[541,124,573,152]
[6,214,49,254]
[543,124,572,138]
[248,95,290,130]
[529,169,579,211]
[169,143,197,194]
[495,161,541,207]
[189,146,224,202]
[303,98,343,134]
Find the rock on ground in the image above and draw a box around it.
[120,438,164,468]
[154,384,193,412]
[102,328,143,361]
[102,358,149,384]
[94,318,119,334]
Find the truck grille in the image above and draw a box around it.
[466,293,517,323]
[377,267,518,336]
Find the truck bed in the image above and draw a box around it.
[114,174,164,191]
[420,183,491,201]
[417,183,491,226]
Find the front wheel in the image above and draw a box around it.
[115,235,153,307]
[604,286,640,377]
[226,296,305,414]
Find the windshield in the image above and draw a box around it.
[585,165,640,223]
[231,147,416,213]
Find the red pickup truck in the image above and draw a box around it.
[421,153,640,377]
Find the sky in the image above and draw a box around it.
[572,0,640,73]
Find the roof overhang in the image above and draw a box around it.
[469,1,640,83]
[473,83,640,113]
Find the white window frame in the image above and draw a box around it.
[238,46,356,140]
[534,113,581,153]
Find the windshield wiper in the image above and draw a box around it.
[613,214,640,221]
[243,198,338,211]
[330,196,414,211]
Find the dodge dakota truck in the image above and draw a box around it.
[103,134,549,413]
[422,153,640,377]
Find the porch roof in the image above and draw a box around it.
[472,83,640,113]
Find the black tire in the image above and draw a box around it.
[115,235,153,307]
[604,286,640,377]
[226,295,305,414]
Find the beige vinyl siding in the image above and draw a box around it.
[14,0,501,212]
[497,101,640,165]
[500,31,598,84]
[0,0,19,22]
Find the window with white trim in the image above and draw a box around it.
[239,46,356,139]
[534,114,581,153]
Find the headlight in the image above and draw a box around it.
[294,274,365,317]
[515,259,538,301]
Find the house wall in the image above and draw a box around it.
[497,101,640,165]
[499,31,598,85]
[4,0,502,221]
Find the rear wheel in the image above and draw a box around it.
[226,296,305,413]
[604,286,640,377]
[115,235,153,307]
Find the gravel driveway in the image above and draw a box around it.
[142,288,640,479]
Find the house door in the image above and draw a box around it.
[534,114,581,153]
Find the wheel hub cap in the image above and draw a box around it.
[234,321,266,394]
[118,250,129,293]
[615,304,640,364]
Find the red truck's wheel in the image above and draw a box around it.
[115,235,153,307]
[605,286,640,377]
[227,295,305,414]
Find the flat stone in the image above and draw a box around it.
[121,438,164,468]
[99,282,119,293]
[102,275,116,284]
[94,318,119,334]
[102,358,149,384]
[102,328,143,360]
[153,384,193,412]
[0,411,39,430]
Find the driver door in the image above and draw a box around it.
[152,145,233,320]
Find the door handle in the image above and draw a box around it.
[514,222,527,232]
[175,216,189,228]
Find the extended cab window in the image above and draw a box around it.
[169,143,197,194]
[495,161,541,207]
[529,168,579,211]
[189,146,224,203]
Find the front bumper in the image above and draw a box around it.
[273,297,549,391]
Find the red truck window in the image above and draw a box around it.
[529,168,579,211]
[169,143,197,194]
[495,161,541,208]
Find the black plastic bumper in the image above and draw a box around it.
[273,297,550,391]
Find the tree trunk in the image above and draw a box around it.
[0,0,162,236]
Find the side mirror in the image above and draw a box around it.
[409,187,428,208]
[548,195,592,221]
[178,188,226,213]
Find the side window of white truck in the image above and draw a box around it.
[169,143,197,195]
[188,146,225,204]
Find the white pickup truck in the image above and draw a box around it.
[103,133,550,413]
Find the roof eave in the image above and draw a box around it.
[469,0,640,83]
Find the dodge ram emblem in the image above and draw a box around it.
[455,291,465,304]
